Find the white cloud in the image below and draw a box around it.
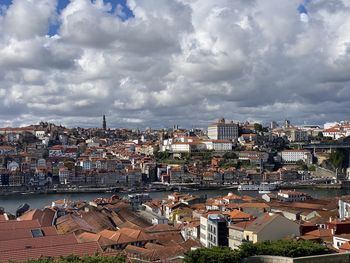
[0,0,350,127]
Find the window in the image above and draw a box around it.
[31,229,44,238]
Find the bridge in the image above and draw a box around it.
[302,143,350,149]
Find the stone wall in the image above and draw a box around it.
[245,253,350,263]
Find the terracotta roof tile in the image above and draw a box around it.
[0,242,102,262]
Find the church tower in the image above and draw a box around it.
[103,115,107,130]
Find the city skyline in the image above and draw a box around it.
[1,0,350,128]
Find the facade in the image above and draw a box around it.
[208,118,239,141]
[289,129,308,142]
[200,215,209,247]
[339,198,350,219]
[277,190,310,202]
[229,221,251,250]
[207,214,228,248]
[243,213,300,244]
[203,140,233,151]
[279,150,312,164]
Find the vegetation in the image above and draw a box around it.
[223,152,238,159]
[183,240,330,263]
[296,160,308,170]
[329,149,345,169]
[308,165,316,172]
[154,150,171,160]
[254,123,263,132]
[23,255,126,263]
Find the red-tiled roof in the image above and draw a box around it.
[0,219,41,231]
[0,233,77,252]
[0,242,102,262]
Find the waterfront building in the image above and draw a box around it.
[279,150,312,164]
[277,190,310,202]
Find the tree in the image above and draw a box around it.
[183,247,241,263]
[296,160,307,170]
[329,149,345,169]
[223,152,237,159]
[254,123,263,132]
[183,240,330,263]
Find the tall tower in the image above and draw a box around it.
[102,115,106,130]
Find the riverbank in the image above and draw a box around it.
[280,183,342,190]
[0,183,344,197]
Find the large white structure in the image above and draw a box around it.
[171,142,206,153]
[280,150,312,164]
[208,118,239,141]
[202,140,233,151]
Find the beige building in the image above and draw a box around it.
[229,213,300,249]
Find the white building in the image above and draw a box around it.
[338,198,350,219]
[202,140,233,151]
[208,118,239,141]
[280,150,312,164]
[277,190,310,202]
[333,234,350,250]
[171,142,206,153]
[200,214,209,247]
[35,130,46,139]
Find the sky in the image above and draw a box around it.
[0,0,350,128]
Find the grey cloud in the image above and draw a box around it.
[1,0,350,128]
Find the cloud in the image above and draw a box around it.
[0,0,350,128]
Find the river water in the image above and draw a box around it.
[1,188,349,214]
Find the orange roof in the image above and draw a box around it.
[225,209,251,219]
[340,241,350,251]
[239,203,270,209]
[305,229,333,238]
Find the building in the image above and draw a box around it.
[202,140,233,151]
[289,129,308,142]
[243,213,300,244]
[102,115,107,130]
[277,190,310,202]
[228,221,251,250]
[207,214,228,248]
[339,197,350,219]
[279,150,312,164]
[208,118,239,141]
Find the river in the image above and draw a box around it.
[1,188,350,214]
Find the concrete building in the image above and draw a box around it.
[289,129,308,142]
[339,197,350,219]
[207,214,228,248]
[243,213,300,244]
[279,150,312,164]
[208,118,239,141]
[277,190,310,202]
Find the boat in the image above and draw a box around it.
[238,182,279,192]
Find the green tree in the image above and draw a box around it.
[254,123,263,132]
[183,240,330,263]
[223,152,238,159]
[329,149,345,169]
[183,247,241,263]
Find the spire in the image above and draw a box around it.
[103,115,106,130]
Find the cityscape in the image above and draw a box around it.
[1,117,350,262]
[2,0,350,262]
